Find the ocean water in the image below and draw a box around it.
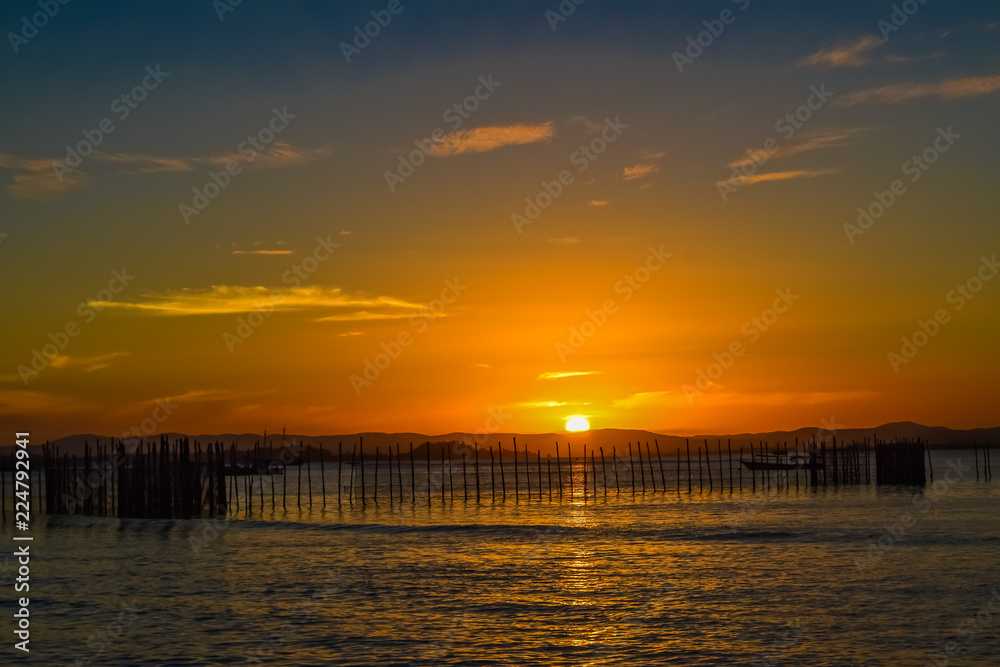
[4,449,999,666]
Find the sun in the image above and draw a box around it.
[566,416,590,432]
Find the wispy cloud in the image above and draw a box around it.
[231,249,293,255]
[612,391,680,409]
[0,152,86,198]
[728,128,871,169]
[718,168,838,189]
[95,141,332,173]
[513,400,568,408]
[89,285,426,318]
[623,162,659,181]
[547,237,582,246]
[538,371,598,380]
[430,122,555,157]
[0,141,333,199]
[799,35,882,68]
[837,74,1000,106]
[586,200,610,207]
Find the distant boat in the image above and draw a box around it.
[741,451,822,471]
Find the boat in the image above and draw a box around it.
[740,450,823,471]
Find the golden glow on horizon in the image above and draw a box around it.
[566,416,590,432]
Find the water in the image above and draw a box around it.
[4,450,999,665]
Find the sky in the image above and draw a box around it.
[1,0,999,442]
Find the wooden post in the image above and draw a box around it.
[296,447,303,509]
[409,443,415,503]
[448,446,454,501]
[489,446,495,502]
[655,440,665,491]
[705,440,712,493]
[536,450,543,500]
[686,439,692,493]
[499,442,506,500]
[581,444,586,499]
[547,457,553,500]
[358,439,365,504]
[525,444,530,501]
[628,443,636,495]
[475,443,481,502]
[396,444,403,503]
[567,444,573,498]
[374,447,380,502]
[750,443,756,492]
[613,447,621,495]
[637,443,645,494]
[337,442,342,506]
[462,446,468,501]
[646,443,656,493]
[600,447,608,497]
[555,443,562,498]
[513,438,519,500]
[727,440,734,494]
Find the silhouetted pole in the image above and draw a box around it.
[358,439,365,504]
[396,444,403,503]
[441,445,446,503]
[547,457,553,500]
[628,443,636,495]
[513,438,519,501]
[555,443,562,498]
[475,443,481,502]
[655,440,665,490]
[409,443,415,503]
[499,443,507,500]
[536,450,543,500]
[600,447,608,497]
[637,443,645,495]
[489,446,495,501]
[567,444,573,497]
[685,439,692,493]
[525,444,531,501]
[646,443,656,493]
[462,446,469,501]
[727,440,734,494]
[581,444,586,498]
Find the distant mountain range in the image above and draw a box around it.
[18,422,999,459]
